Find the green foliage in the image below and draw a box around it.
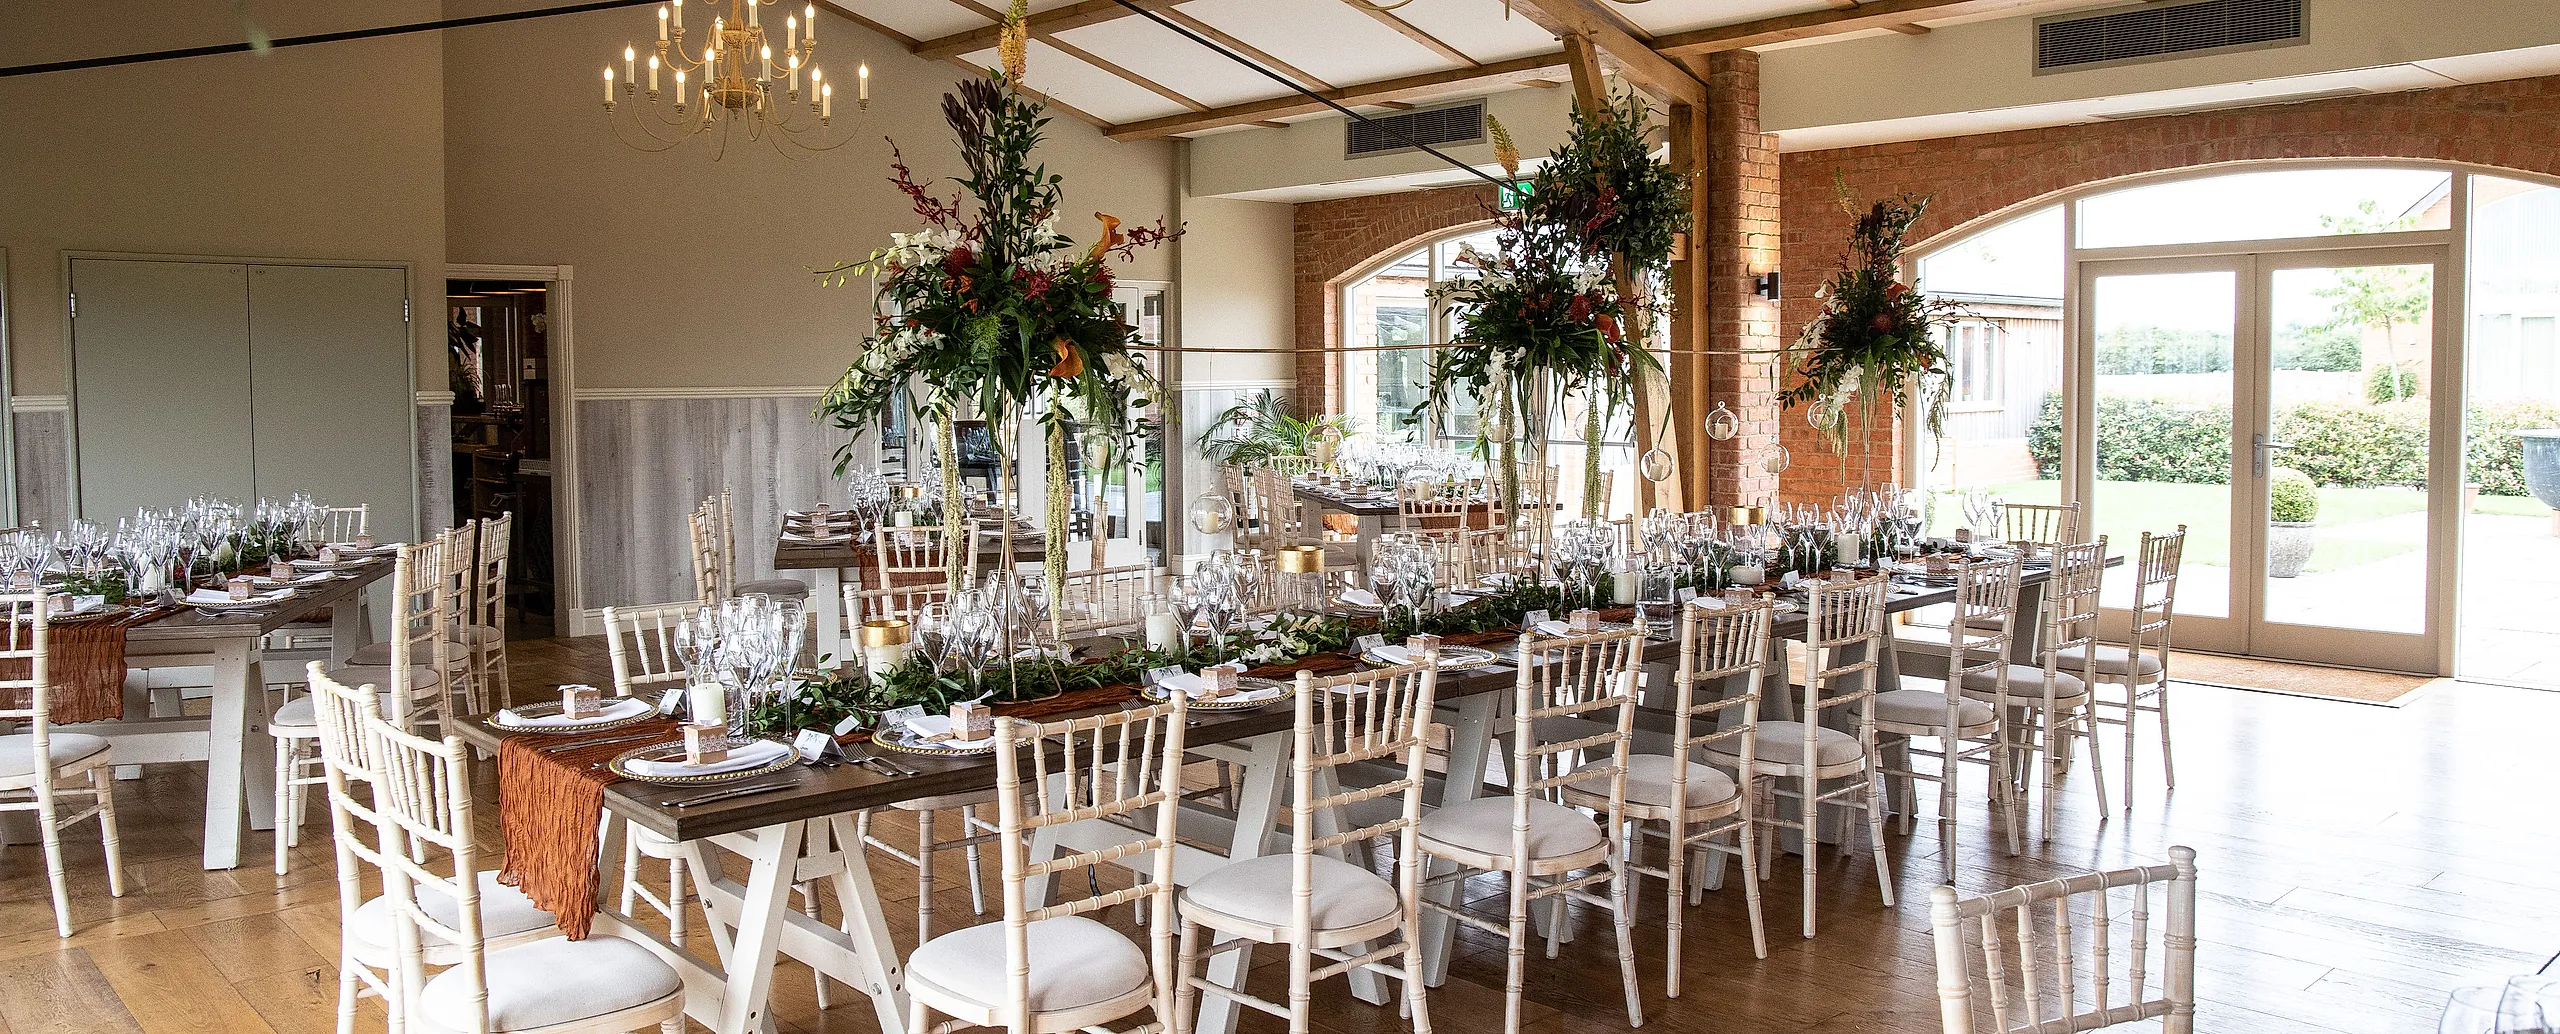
[1196,392,1356,468]
[2027,393,2560,496]
[1782,173,1964,450]
[2095,326,2231,375]
[2365,361,2423,404]
[56,569,128,605]
[2268,468,2320,523]
[2272,321,2363,372]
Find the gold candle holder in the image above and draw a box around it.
[1277,544,1325,573]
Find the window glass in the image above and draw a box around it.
[2078,168,2450,249]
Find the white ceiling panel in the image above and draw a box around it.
[976,39,1199,124]
[1176,0,1459,87]
[1607,0,1833,38]
[1389,0,1562,63]
[844,0,993,43]
[1053,17,1294,109]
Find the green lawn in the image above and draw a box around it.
[1934,479,2549,574]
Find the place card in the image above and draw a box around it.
[881,704,928,728]
[1522,609,1550,630]
[793,728,841,763]
[833,713,867,737]
[1354,634,1386,655]
[1144,665,1187,687]
[655,687,686,717]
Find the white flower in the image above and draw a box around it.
[1838,365,1862,395]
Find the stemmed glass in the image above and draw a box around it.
[2438,980,2549,1033]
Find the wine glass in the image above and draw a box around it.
[2439,983,2547,1034]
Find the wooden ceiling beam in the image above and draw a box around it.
[1652,0,2033,55]
[1883,23,1933,34]
[1155,6,1337,91]
[943,0,1210,112]
[1504,0,1705,108]
[1336,0,1479,68]
[1106,51,1566,141]
[910,0,1181,61]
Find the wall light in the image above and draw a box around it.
[1753,270,1781,302]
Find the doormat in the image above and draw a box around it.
[2168,651,2439,707]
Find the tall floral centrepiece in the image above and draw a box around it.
[1423,91,1689,518]
[1781,175,1968,479]
[817,5,1173,611]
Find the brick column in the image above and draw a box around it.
[1703,51,1782,509]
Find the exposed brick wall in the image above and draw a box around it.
[1293,184,1500,411]
[1702,51,1784,509]
[1776,73,2560,504]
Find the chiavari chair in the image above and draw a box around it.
[462,511,515,709]
[276,538,449,874]
[1174,659,1439,1034]
[0,588,124,937]
[1567,599,1773,977]
[1880,556,2027,866]
[1055,563,1162,638]
[1928,846,2198,1034]
[305,664,553,1034]
[1705,572,1894,939]
[904,699,1187,1034]
[1396,479,1475,538]
[363,713,686,1034]
[1970,540,2111,841]
[1418,627,1647,1034]
[2000,501,2082,550]
[2080,527,2185,813]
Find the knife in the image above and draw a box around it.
[663,780,800,808]
[535,730,664,753]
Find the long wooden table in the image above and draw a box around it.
[461,561,2089,1034]
[773,519,1047,662]
[111,559,388,869]
[1291,483,1498,562]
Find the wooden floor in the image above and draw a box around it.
[3,638,2553,1034]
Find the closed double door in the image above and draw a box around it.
[69,258,415,537]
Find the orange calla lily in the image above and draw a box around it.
[1049,340,1084,378]
[1088,212,1124,262]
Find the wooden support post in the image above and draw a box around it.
[1668,102,1710,511]
[1566,36,1686,513]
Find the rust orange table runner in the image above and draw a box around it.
[0,606,171,725]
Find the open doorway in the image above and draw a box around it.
[446,278,559,638]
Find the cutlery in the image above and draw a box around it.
[849,751,917,777]
[662,780,799,808]
[536,730,663,753]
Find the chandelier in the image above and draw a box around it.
[602,0,867,158]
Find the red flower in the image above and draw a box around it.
[1870,313,1894,332]
[1568,294,1592,323]
[1026,271,1055,298]
[944,246,974,275]
[1886,281,1910,299]
[1595,311,1622,344]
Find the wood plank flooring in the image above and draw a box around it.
[1,638,2552,1034]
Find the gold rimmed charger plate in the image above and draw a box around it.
[871,722,999,757]
[488,700,661,735]
[1140,676,1293,711]
[1360,644,1499,671]
[607,739,796,785]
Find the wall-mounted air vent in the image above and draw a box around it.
[2035,0,2305,75]
[1346,101,1485,159]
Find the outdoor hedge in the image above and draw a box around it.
[2027,393,2560,494]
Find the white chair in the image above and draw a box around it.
[1252,470,1357,569]
[904,698,1186,1034]
[595,600,702,946]
[875,525,950,590]
[1418,627,1646,1034]
[1928,846,2198,1034]
[1971,540,2112,842]
[462,512,515,709]
[1706,572,1894,940]
[0,589,124,937]
[1570,598,1772,978]
[691,493,811,603]
[1053,563,1161,639]
[318,504,371,543]
[305,663,555,1034]
[1174,658,1439,1034]
[363,712,686,1034]
[1396,479,1477,539]
[1881,556,2027,865]
[2083,527,2185,813]
[2000,501,2081,551]
[275,538,448,874]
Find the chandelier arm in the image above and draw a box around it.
[605,118,695,152]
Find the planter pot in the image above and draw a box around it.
[2267,521,2316,579]
[2521,428,2560,508]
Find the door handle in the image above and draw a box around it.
[2252,434,2293,476]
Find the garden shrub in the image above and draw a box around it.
[2268,468,2319,523]
[2365,361,2423,404]
[2274,401,2427,488]
[2465,402,2560,497]
[2025,394,2560,495]
[2028,393,2232,484]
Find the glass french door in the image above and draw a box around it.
[2077,245,2454,672]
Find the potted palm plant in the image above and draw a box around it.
[1197,392,1355,468]
[2267,467,2320,578]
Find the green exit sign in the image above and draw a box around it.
[1497,181,1534,211]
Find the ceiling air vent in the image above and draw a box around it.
[2035,0,2305,75]
[1346,101,1485,159]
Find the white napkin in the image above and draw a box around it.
[782,530,848,542]
[1534,619,1572,636]
[624,739,793,778]
[1339,588,1382,608]
[186,587,289,606]
[497,697,652,728]
[1688,596,1729,611]
[904,715,994,749]
[1369,644,1414,665]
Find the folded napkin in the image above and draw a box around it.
[496,698,652,728]
[1688,596,1729,611]
[1533,620,1572,636]
[1369,644,1415,665]
[904,715,993,749]
[622,738,791,778]
[781,531,848,543]
[185,587,289,606]
[1339,588,1383,608]
[1155,672,1272,701]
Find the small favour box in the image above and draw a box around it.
[682,724,730,766]
[268,559,295,580]
[1952,528,1973,544]
[1925,555,1958,575]
[1827,569,1856,584]
[318,546,343,564]
[561,683,603,718]
[1722,587,1755,603]
[226,576,255,600]
[949,700,994,741]
[1567,608,1600,633]
[1405,633,1442,659]
[351,534,376,550]
[1203,667,1240,698]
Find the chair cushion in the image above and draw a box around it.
[348,870,556,951]
[908,915,1149,1015]
[0,732,109,779]
[1703,721,1863,768]
[1416,797,1605,866]
[320,664,440,693]
[735,578,811,601]
[459,624,505,647]
[1958,664,2089,706]
[416,934,679,1031]
[1182,854,1398,934]
[1574,754,1738,811]
[271,690,400,730]
[1873,689,1997,731]
[2055,644,2164,677]
[350,639,487,665]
